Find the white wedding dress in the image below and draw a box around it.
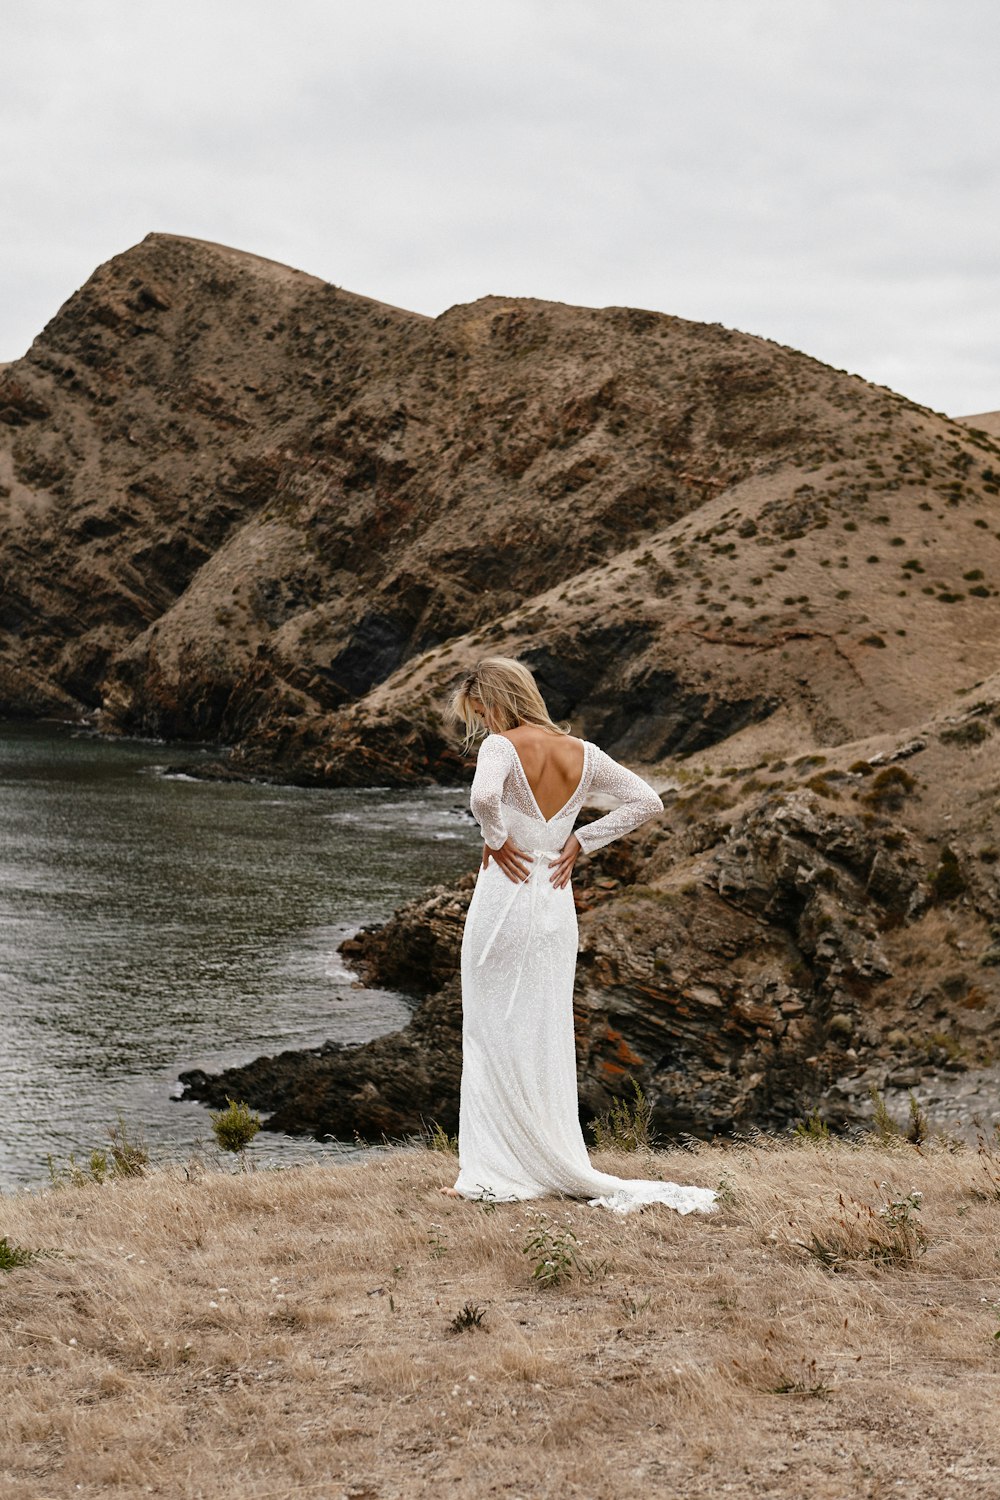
[450,733,718,1216]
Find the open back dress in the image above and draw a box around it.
[449,732,718,1216]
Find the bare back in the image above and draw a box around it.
[498,725,586,822]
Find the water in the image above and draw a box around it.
[0,720,479,1191]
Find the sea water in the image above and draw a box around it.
[0,720,478,1190]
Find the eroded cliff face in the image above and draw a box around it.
[5,233,1000,1141]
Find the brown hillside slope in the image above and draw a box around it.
[2,233,999,786]
[955,408,1000,440]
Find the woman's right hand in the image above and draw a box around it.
[482,838,531,883]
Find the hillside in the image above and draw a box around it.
[3,234,1000,1142]
[2,1138,999,1499]
[2,233,999,784]
[956,408,1000,440]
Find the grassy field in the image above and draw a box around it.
[3,1131,1000,1500]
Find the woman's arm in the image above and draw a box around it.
[470,734,531,883]
[573,744,664,856]
[469,734,513,850]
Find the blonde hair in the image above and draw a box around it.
[449,656,571,752]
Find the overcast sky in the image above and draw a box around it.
[3,0,998,415]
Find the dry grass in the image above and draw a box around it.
[3,1137,1000,1499]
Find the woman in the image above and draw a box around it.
[439,656,717,1216]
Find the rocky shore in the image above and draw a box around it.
[179,723,1000,1144]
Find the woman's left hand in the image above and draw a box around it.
[549,833,581,889]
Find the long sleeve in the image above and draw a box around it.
[574,744,664,856]
[469,734,512,849]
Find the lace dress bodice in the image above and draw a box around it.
[468,733,665,857]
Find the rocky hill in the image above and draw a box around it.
[3,233,1000,1141]
[3,232,999,782]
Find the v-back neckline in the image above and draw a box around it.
[498,735,589,824]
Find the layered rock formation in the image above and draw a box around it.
[4,233,1000,1141]
[180,694,1000,1142]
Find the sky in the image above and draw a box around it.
[2,0,998,416]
